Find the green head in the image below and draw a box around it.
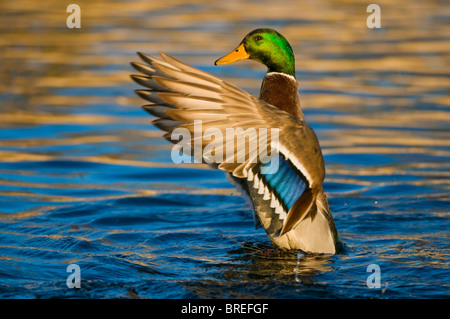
[215,28,296,77]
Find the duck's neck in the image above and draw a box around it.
[259,72,303,120]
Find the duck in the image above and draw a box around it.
[130,28,339,254]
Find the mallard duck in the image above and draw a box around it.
[131,28,339,254]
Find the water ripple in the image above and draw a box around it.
[0,0,448,299]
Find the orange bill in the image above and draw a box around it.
[214,43,250,65]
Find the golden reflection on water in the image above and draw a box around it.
[0,0,449,200]
[0,2,449,299]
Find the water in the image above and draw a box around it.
[0,0,449,299]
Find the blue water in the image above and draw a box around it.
[0,0,449,299]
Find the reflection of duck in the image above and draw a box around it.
[131,28,339,254]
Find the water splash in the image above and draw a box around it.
[294,250,305,283]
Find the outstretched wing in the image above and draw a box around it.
[131,52,326,235]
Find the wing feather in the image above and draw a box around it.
[131,52,328,236]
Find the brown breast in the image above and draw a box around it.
[259,72,303,120]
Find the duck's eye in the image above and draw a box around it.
[254,35,263,41]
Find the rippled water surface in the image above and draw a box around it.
[0,0,449,298]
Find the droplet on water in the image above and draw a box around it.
[294,250,305,283]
